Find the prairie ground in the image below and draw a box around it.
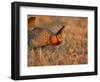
[28,16,88,66]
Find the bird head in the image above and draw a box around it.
[50,26,65,45]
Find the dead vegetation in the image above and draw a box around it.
[28,16,88,66]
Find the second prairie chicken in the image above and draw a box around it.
[28,26,65,48]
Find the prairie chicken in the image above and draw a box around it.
[28,17,65,65]
[28,26,65,48]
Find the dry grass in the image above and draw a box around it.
[28,16,88,66]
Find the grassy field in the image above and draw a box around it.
[28,16,88,66]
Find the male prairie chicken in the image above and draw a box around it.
[28,26,65,48]
[28,17,66,65]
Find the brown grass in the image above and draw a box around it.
[28,16,88,66]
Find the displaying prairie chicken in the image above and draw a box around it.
[28,17,66,65]
[28,26,65,48]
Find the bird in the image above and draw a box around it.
[28,17,65,65]
[28,25,65,48]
